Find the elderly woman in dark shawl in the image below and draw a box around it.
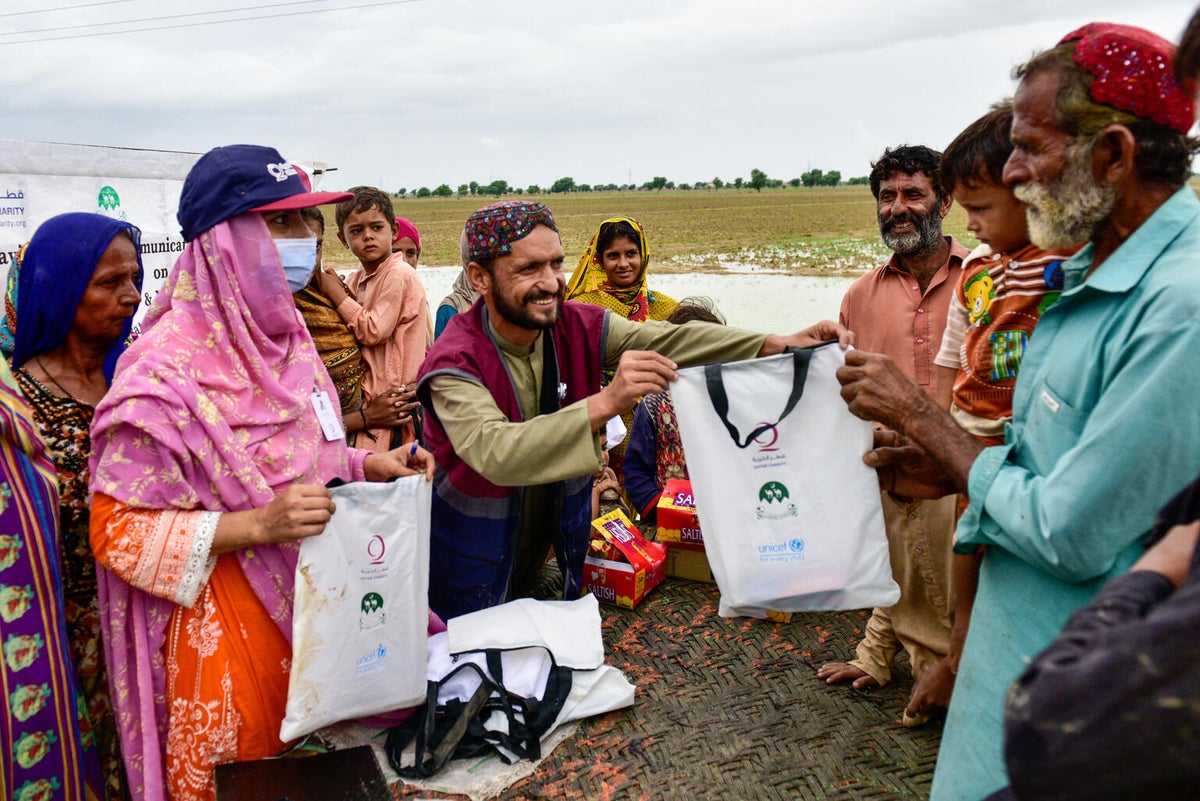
[11,212,143,799]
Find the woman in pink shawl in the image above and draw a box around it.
[87,145,435,801]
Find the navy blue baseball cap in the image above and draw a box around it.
[177,144,354,241]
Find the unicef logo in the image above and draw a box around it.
[789,538,805,553]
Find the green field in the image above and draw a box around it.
[320,185,974,276]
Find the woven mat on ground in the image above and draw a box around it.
[390,576,943,801]
[320,719,580,801]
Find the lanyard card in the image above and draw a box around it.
[310,388,345,441]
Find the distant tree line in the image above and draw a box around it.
[394,168,870,198]
[799,169,841,187]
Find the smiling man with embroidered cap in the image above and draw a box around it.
[416,200,852,620]
[831,23,1200,801]
[86,143,436,801]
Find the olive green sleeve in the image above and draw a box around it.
[428,374,602,486]
[602,315,767,370]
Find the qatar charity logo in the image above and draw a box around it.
[367,534,386,565]
[755,481,797,520]
[749,422,788,470]
[267,162,297,182]
[752,422,781,452]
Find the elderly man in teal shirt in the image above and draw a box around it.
[835,23,1200,801]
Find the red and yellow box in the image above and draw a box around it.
[584,509,666,609]
[656,479,704,546]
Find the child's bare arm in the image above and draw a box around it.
[936,365,956,412]
[337,267,412,345]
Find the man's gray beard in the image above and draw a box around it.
[879,209,942,256]
[1014,140,1115,250]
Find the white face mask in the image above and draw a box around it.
[275,237,318,292]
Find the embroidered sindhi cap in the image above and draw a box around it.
[1060,23,1195,134]
[465,201,558,263]
[177,144,354,241]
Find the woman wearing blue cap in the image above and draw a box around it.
[86,145,435,801]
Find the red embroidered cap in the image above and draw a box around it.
[1060,23,1195,134]
[465,201,558,263]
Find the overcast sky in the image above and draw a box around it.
[4,0,1196,192]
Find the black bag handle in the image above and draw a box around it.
[476,650,573,762]
[385,646,575,778]
[704,345,816,449]
[387,665,496,779]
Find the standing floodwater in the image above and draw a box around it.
[416,266,855,336]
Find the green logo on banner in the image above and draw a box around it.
[98,186,120,211]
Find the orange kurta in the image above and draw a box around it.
[90,493,292,801]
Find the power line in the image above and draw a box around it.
[0,0,138,19]
[0,0,423,44]
[2,0,371,36]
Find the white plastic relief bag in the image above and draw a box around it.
[280,476,431,741]
[670,343,898,618]
[385,596,636,777]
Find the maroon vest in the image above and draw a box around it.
[416,300,607,617]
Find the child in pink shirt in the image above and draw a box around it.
[317,187,428,449]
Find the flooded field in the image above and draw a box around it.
[416,266,857,335]
[321,185,964,278]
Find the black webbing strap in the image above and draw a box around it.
[538,333,568,596]
[539,328,562,417]
[704,345,815,449]
[385,646,576,777]
[387,665,496,779]
[473,649,574,763]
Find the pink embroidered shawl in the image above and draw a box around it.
[89,214,367,801]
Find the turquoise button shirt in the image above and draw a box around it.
[933,186,1200,801]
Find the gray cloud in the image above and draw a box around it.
[1,0,1193,190]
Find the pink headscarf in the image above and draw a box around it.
[393,216,421,250]
[89,213,367,800]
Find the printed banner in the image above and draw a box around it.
[0,139,199,335]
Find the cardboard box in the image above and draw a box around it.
[664,543,716,583]
[585,510,666,609]
[656,479,704,546]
